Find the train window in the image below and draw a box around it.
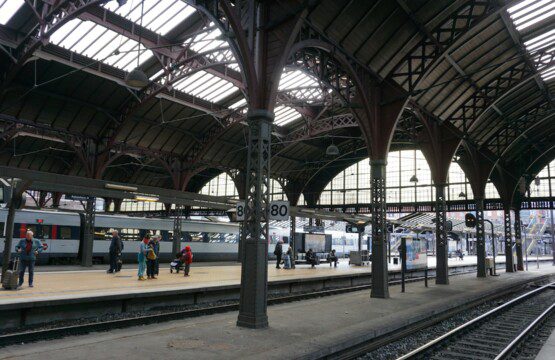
[58,226,73,239]
[41,225,52,239]
[94,227,111,240]
[0,222,4,237]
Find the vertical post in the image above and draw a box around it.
[81,197,96,267]
[550,207,554,266]
[237,110,272,329]
[173,204,182,258]
[370,160,389,299]
[400,237,406,293]
[290,215,296,269]
[358,231,363,252]
[514,210,524,271]
[435,184,448,285]
[1,202,16,281]
[504,209,515,272]
[476,198,487,277]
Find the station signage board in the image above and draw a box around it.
[269,201,289,221]
[403,236,427,270]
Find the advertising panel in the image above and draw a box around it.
[405,237,427,270]
[304,233,326,253]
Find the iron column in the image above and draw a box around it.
[435,183,448,284]
[237,110,273,329]
[80,197,96,267]
[503,208,515,272]
[476,197,487,277]
[514,210,524,271]
[370,160,389,298]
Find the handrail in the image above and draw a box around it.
[396,282,554,360]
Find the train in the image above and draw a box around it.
[0,209,465,265]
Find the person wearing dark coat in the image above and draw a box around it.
[16,230,43,288]
[327,249,338,267]
[107,230,123,274]
[274,240,283,269]
[305,248,318,268]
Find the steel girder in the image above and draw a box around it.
[370,160,389,298]
[513,209,524,271]
[389,0,501,93]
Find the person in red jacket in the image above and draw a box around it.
[181,245,193,277]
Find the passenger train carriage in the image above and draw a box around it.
[0,209,463,265]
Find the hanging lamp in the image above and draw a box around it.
[125,1,148,88]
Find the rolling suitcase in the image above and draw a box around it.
[2,257,19,290]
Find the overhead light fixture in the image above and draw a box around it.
[534,176,541,186]
[125,0,147,89]
[134,194,159,202]
[326,144,340,156]
[116,0,127,6]
[125,68,149,88]
[409,174,418,183]
[105,183,138,192]
[458,192,466,198]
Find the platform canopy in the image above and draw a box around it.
[0,0,553,203]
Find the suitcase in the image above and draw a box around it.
[2,257,19,290]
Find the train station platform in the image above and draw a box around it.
[3,255,549,305]
[1,264,553,360]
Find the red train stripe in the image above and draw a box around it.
[19,224,26,238]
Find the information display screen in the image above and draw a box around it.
[304,233,326,253]
[404,237,427,270]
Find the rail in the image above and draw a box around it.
[396,282,554,360]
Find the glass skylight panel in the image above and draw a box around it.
[508,0,555,30]
[51,19,153,72]
[507,1,555,81]
[102,0,195,36]
[278,70,325,103]
[0,0,24,25]
[188,23,237,69]
[173,70,238,103]
[229,98,247,109]
[274,105,302,126]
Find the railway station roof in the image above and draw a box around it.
[0,0,553,203]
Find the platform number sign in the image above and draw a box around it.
[269,201,289,221]
[236,201,245,221]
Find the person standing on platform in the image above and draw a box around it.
[146,238,157,279]
[274,240,283,269]
[16,230,42,288]
[182,245,193,277]
[138,234,150,281]
[152,235,161,277]
[283,246,293,269]
[107,230,122,274]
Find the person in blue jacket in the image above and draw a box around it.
[15,230,43,288]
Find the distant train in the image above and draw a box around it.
[0,209,461,265]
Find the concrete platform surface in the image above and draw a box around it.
[1,264,553,360]
[535,328,555,360]
[0,255,536,305]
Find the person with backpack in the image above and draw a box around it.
[137,234,150,281]
[146,237,157,279]
[181,246,193,277]
[274,240,283,269]
[15,230,42,288]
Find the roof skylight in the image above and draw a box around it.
[278,70,325,103]
[173,70,239,103]
[274,105,302,126]
[507,0,555,82]
[508,0,555,30]
[187,23,239,71]
[51,19,153,72]
[0,0,24,25]
[102,0,195,36]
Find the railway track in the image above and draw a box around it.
[0,270,468,347]
[397,282,555,360]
